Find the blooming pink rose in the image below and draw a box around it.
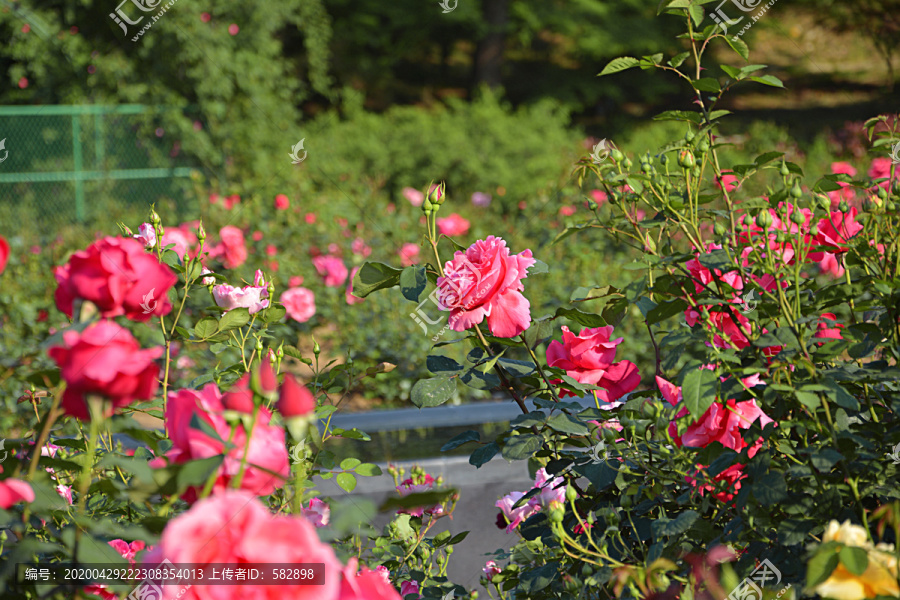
[313,255,349,287]
[681,398,774,457]
[346,267,364,305]
[483,561,501,579]
[134,222,157,248]
[399,243,420,267]
[54,236,177,322]
[495,491,540,533]
[558,205,576,217]
[144,491,341,600]
[56,484,73,505]
[437,213,471,237]
[216,225,248,268]
[213,270,269,314]
[281,286,316,322]
[0,477,34,508]
[814,313,843,342]
[590,190,608,206]
[48,320,162,420]
[436,236,535,338]
[160,226,197,259]
[305,213,317,224]
[289,275,304,287]
[546,326,640,405]
[374,566,391,586]
[816,207,862,252]
[686,244,744,295]
[402,187,424,207]
[339,558,403,600]
[352,238,372,258]
[396,473,443,517]
[159,383,289,500]
[715,171,739,193]
[266,244,278,257]
[533,468,565,506]
[400,580,419,597]
[274,193,290,210]
[0,235,8,275]
[869,157,893,185]
[302,497,330,527]
[224,194,241,209]
[687,463,747,503]
[818,252,845,278]
[828,162,858,207]
[84,540,148,599]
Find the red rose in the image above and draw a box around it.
[0,235,9,274]
[48,321,163,419]
[54,236,177,322]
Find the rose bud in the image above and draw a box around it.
[278,375,315,418]
[222,374,255,413]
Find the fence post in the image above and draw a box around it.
[72,113,85,223]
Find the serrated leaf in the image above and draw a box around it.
[599,57,640,76]
[340,457,361,470]
[218,307,250,332]
[410,376,456,408]
[807,544,840,588]
[400,266,427,302]
[554,307,607,328]
[353,262,402,298]
[441,430,480,452]
[336,472,357,492]
[546,413,590,436]
[355,463,382,477]
[682,368,718,419]
[839,545,869,576]
[749,75,784,88]
[193,317,218,339]
[724,36,750,61]
[427,355,464,373]
[470,442,500,468]
[502,434,542,461]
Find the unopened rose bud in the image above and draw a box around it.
[780,162,790,177]
[659,154,668,165]
[278,374,315,418]
[610,149,624,163]
[276,345,284,359]
[259,360,278,393]
[313,339,320,355]
[150,208,161,225]
[816,194,831,211]
[877,186,888,200]
[742,214,753,228]
[790,180,803,199]
[622,157,633,170]
[839,201,849,213]
[677,150,695,168]
[790,210,805,225]
[714,222,726,236]
[810,224,819,236]
[565,484,578,502]
[587,199,598,210]
[698,139,710,153]
[428,182,446,205]
[684,130,695,142]
[266,282,275,296]
[197,221,206,241]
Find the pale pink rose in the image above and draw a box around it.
[346,267,364,305]
[402,187,424,207]
[0,477,34,508]
[160,227,196,260]
[339,558,403,600]
[217,225,248,268]
[56,484,73,505]
[212,270,269,314]
[281,287,316,322]
[533,468,565,506]
[483,561,501,578]
[437,213,470,237]
[436,236,535,338]
[175,355,195,369]
[546,326,640,405]
[471,192,492,207]
[352,238,372,258]
[143,491,341,600]
[399,580,419,597]
[201,267,215,286]
[818,252,845,278]
[302,497,330,528]
[399,243,420,267]
[313,255,349,287]
[495,491,540,533]
[134,222,157,248]
[558,205,576,217]
[374,566,391,586]
[289,275,304,287]
[158,383,289,501]
[396,473,443,517]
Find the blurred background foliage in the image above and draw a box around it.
[0,0,897,415]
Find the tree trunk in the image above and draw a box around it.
[473,0,510,89]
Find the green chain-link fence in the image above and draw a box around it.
[0,105,200,239]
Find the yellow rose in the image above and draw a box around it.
[813,521,900,600]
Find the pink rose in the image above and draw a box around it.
[85,540,148,599]
[396,473,443,517]
[483,561,501,578]
[471,192,492,207]
[0,235,8,275]
[144,491,341,600]
[160,383,289,500]
[686,244,744,295]
[437,213,470,237]
[590,189,608,206]
[48,320,162,420]
[278,374,316,418]
[289,275,304,287]
[869,157,893,184]
[399,243,420,267]
[224,194,241,209]
[281,286,316,322]
[313,255,349,287]
[339,558,403,600]
[436,236,535,338]
[715,171,740,193]
[687,463,747,503]
[495,491,540,533]
[305,213,317,224]
[274,193,290,210]
[681,398,773,457]
[399,580,419,597]
[352,238,372,258]
[558,205,576,217]
[546,326,640,405]
[160,226,197,260]
[302,497,330,527]
[213,270,269,314]
[374,566,391,585]
[0,477,34,509]
[818,252,844,278]
[217,225,248,268]
[134,222,157,248]
[54,236,178,322]
[402,187,424,207]
[533,468,565,506]
[814,313,843,342]
[346,267,364,305]
[816,207,862,253]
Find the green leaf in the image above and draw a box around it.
[839,545,869,576]
[653,110,702,123]
[519,563,558,594]
[598,57,640,76]
[724,36,750,61]
[496,357,536,378]
[426,355,464,373]
[193,317,218,339]
[441,430,481,452]
[400,266,427,302]
[554,306,607,328]
[523,316,554,349]
[340,457,362,470]
[410,376,456,408]
[646,299,688,325]
[502,435,542,461]
[668,52,691,68]
[687,3,703,27]
[353,262,402,298]
[336,472,357,493]
[379,489,455,512]
[260,304,286,323]
[749,75,784,88]
[355,463,382,477]
[652,510,699,537]
[753,471,788,506]
[823,379,859,411]
[682,368,718,419]
[692,77,721,92]
[546,413,590,436]
[807,544,840,589]
[218,307,250,332]
[470,442,500,468]
[530,259,549,275]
